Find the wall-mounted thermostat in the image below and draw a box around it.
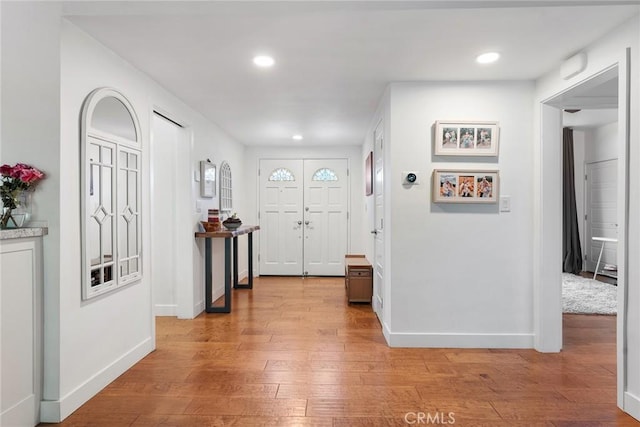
[402,171,421,185]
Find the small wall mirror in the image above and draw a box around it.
[200,160,216,198]
[81,88,142,300]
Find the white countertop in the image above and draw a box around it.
[0,227,48,240]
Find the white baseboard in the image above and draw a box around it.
[385,331,535,348]
[194,299,205,316]
[624,391,640,421]
[154,304,177,317]
[1,394,38,427]
[40,337,154,423]
[381,320,392,345]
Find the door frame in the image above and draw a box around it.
[256,157,351,276]
[537,57,628,409]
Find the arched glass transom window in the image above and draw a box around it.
[312,168,338,181]
[269,168,295,181]
[81,87,142,300]
[219,161,233,212]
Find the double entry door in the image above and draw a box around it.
[259,159,348,276]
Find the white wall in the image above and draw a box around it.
[244,145,364,275]
[536,14,639,417]
[191,117,246,309]
[1,2,62,422]
[382,81,535,347]
[586,121,618,163]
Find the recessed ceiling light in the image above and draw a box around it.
[253,55,275,68]
[292,134,303,141]
[476,52,500,64]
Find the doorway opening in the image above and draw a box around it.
[541,62,628,408]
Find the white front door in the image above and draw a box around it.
[585,159,618,272]
[259,158,349,276]
[373,121,385,317]
[303,159,348,276]
[259,159,304,275]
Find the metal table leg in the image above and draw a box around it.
[206,236,232,313]
[234,231,253,289]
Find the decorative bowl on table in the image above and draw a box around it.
[222,216,242,230]
[200,221,218,232]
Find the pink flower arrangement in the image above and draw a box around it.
[0,163,44,185]
[1,163,45,227]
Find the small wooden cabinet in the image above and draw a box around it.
[345,254,372,303]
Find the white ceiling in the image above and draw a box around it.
[64,1,640,146]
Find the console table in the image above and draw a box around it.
[195,225,259,313]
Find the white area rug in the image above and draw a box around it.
[562,273,617,315]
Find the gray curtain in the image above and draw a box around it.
[563,127,583,274]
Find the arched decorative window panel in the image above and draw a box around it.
[312,168,338,181]
[268,168,295,181]
[91,96,138,141]
[219,161,233,212]
[81,87,142,300]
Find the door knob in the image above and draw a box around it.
[305,221,310,225]
[297,221,302,225]
[370,229,378,235]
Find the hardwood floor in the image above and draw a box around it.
[42,276,639,426]
[580,270,618,286]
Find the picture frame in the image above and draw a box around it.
[434,120,500,156]
[432,169,499,203]
[200,160,216,198]
[365,151,373,196]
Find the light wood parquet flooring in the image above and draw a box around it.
[42,276,639,426]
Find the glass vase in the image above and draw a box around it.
[0,191,31,229]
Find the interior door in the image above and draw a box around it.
[585,159,618,273]
[303,159,349,276]
[373,122,385,317]
[259,159,304,275]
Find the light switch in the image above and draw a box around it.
[195,200,202,213]
[500,196,511,212]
